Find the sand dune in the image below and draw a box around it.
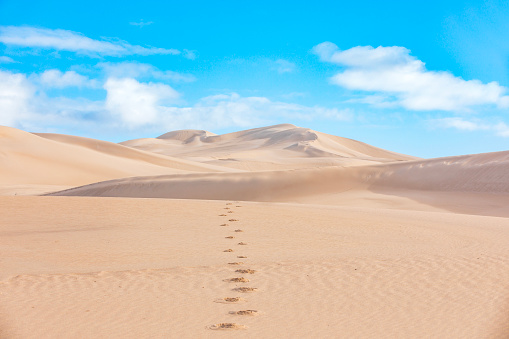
[121,124,417,171]
[2,124,509,338]
[48,149,509,216]
[0,126,230,195]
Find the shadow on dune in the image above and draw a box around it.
[46,150,509,218]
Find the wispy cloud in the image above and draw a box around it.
[129,20,154,28]
[280,92,307,99]
[432,117,509,137]
[98,62,196,82]
[273,59,296,73]
[0,26,180,57]
[183,49,197,60]
[0,55,16,63]
[313,42,509,112]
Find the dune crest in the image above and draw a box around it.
[121,124,417,171]
[0,126,230,194]
[47,148,509,216]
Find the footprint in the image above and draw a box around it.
[236,206,242,208]
[235,269,255,274]
[224,277,249,283]
[229,310,258,316]
[214,297,246,304]
[225,236,235,239]
[227,211,234,213]
[237,256,247,258]
[229,219,239,222]
[224,207,231,210]
[220,224,229,226]
[226,203,233,205]
[234,229,243,232]
[209,323,246,330]
[238,242,247,245]
[228,262,244,265]
[223,249,234,252]
[233,287,258,293]
[219,214,227,216]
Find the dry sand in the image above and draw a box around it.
[1,124,509,338]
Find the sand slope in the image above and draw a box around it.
[0,126,229,194]
[48,150,509,217]
[121,124,417,170]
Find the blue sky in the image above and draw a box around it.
[1,0,509,158]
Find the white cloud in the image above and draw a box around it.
[0,26,180,57]
[313,42,509,112]
[98,62,196,82]
[274,59,296,73]
[0,70,103,130]
[37,69,96,88]
[0,70,35,125]
[104,77,180,127]
[0,55,16,63]
[434,117,489,131]
[129,20,154,28]
[433,117,509,137]
[165,93,352,129]
[1,68,351,132]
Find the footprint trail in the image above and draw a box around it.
[207,201,261,331]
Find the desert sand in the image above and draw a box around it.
[1,124,508,338]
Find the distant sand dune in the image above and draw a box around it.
[47,149,509,216]
[0,126,230,194]
[121,124,417,171]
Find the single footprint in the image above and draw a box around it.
[224,277,250,283]
[234,229,243,232]
[229,219,239,222]
[220,224,229,226]
[236,206,242,207]
[238,242,247,245]
[228,262,244,265]
[225,236,235,239]
[229,310,258,316]
[237,256,247,258]
[214,297,246,304]
[223,249,234,252]
[209,323,246,330]
[224,207,230,210]
[219,214,227,216]
[233,287,258,293]
[226,203,233,205]
[236,269,256,274]
[227,211,234,213]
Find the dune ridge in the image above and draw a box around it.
[0,126,231,194]
[47,149,509,216]
[121,124,417,170]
